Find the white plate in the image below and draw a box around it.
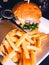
[0,17,49,65]
[39,17,49,34]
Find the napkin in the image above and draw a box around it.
[39,17,49,34]
[4,59,16,65]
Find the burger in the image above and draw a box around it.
[12,2,42,30]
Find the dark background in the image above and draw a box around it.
[0,0,49,19]
[39,55,49,65]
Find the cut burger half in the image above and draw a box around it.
[12,2,42,30]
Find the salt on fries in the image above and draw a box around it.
[0,28,48,65]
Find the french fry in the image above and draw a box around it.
[24,40,30,46]
[6,37,20,52]
[30,51,36,65]
[16,30,25,36]
[18,59,22,65]
[36,38,41,48]
[15,33,27,47]
[23,53,30,65]
[0,44,7,55]
[27,46,39,51]
[6,29,17,38]
[39,33,48,40]
[18,51,23,65]
[29,34,40,38]
[10,36,18,42]
[11,52,20,62]
[3,39,12,53]
[26,36,34,44]
[22,40,30,59]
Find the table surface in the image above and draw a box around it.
[40,55,49,65]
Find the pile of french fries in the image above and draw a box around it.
[0,28,48,65]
